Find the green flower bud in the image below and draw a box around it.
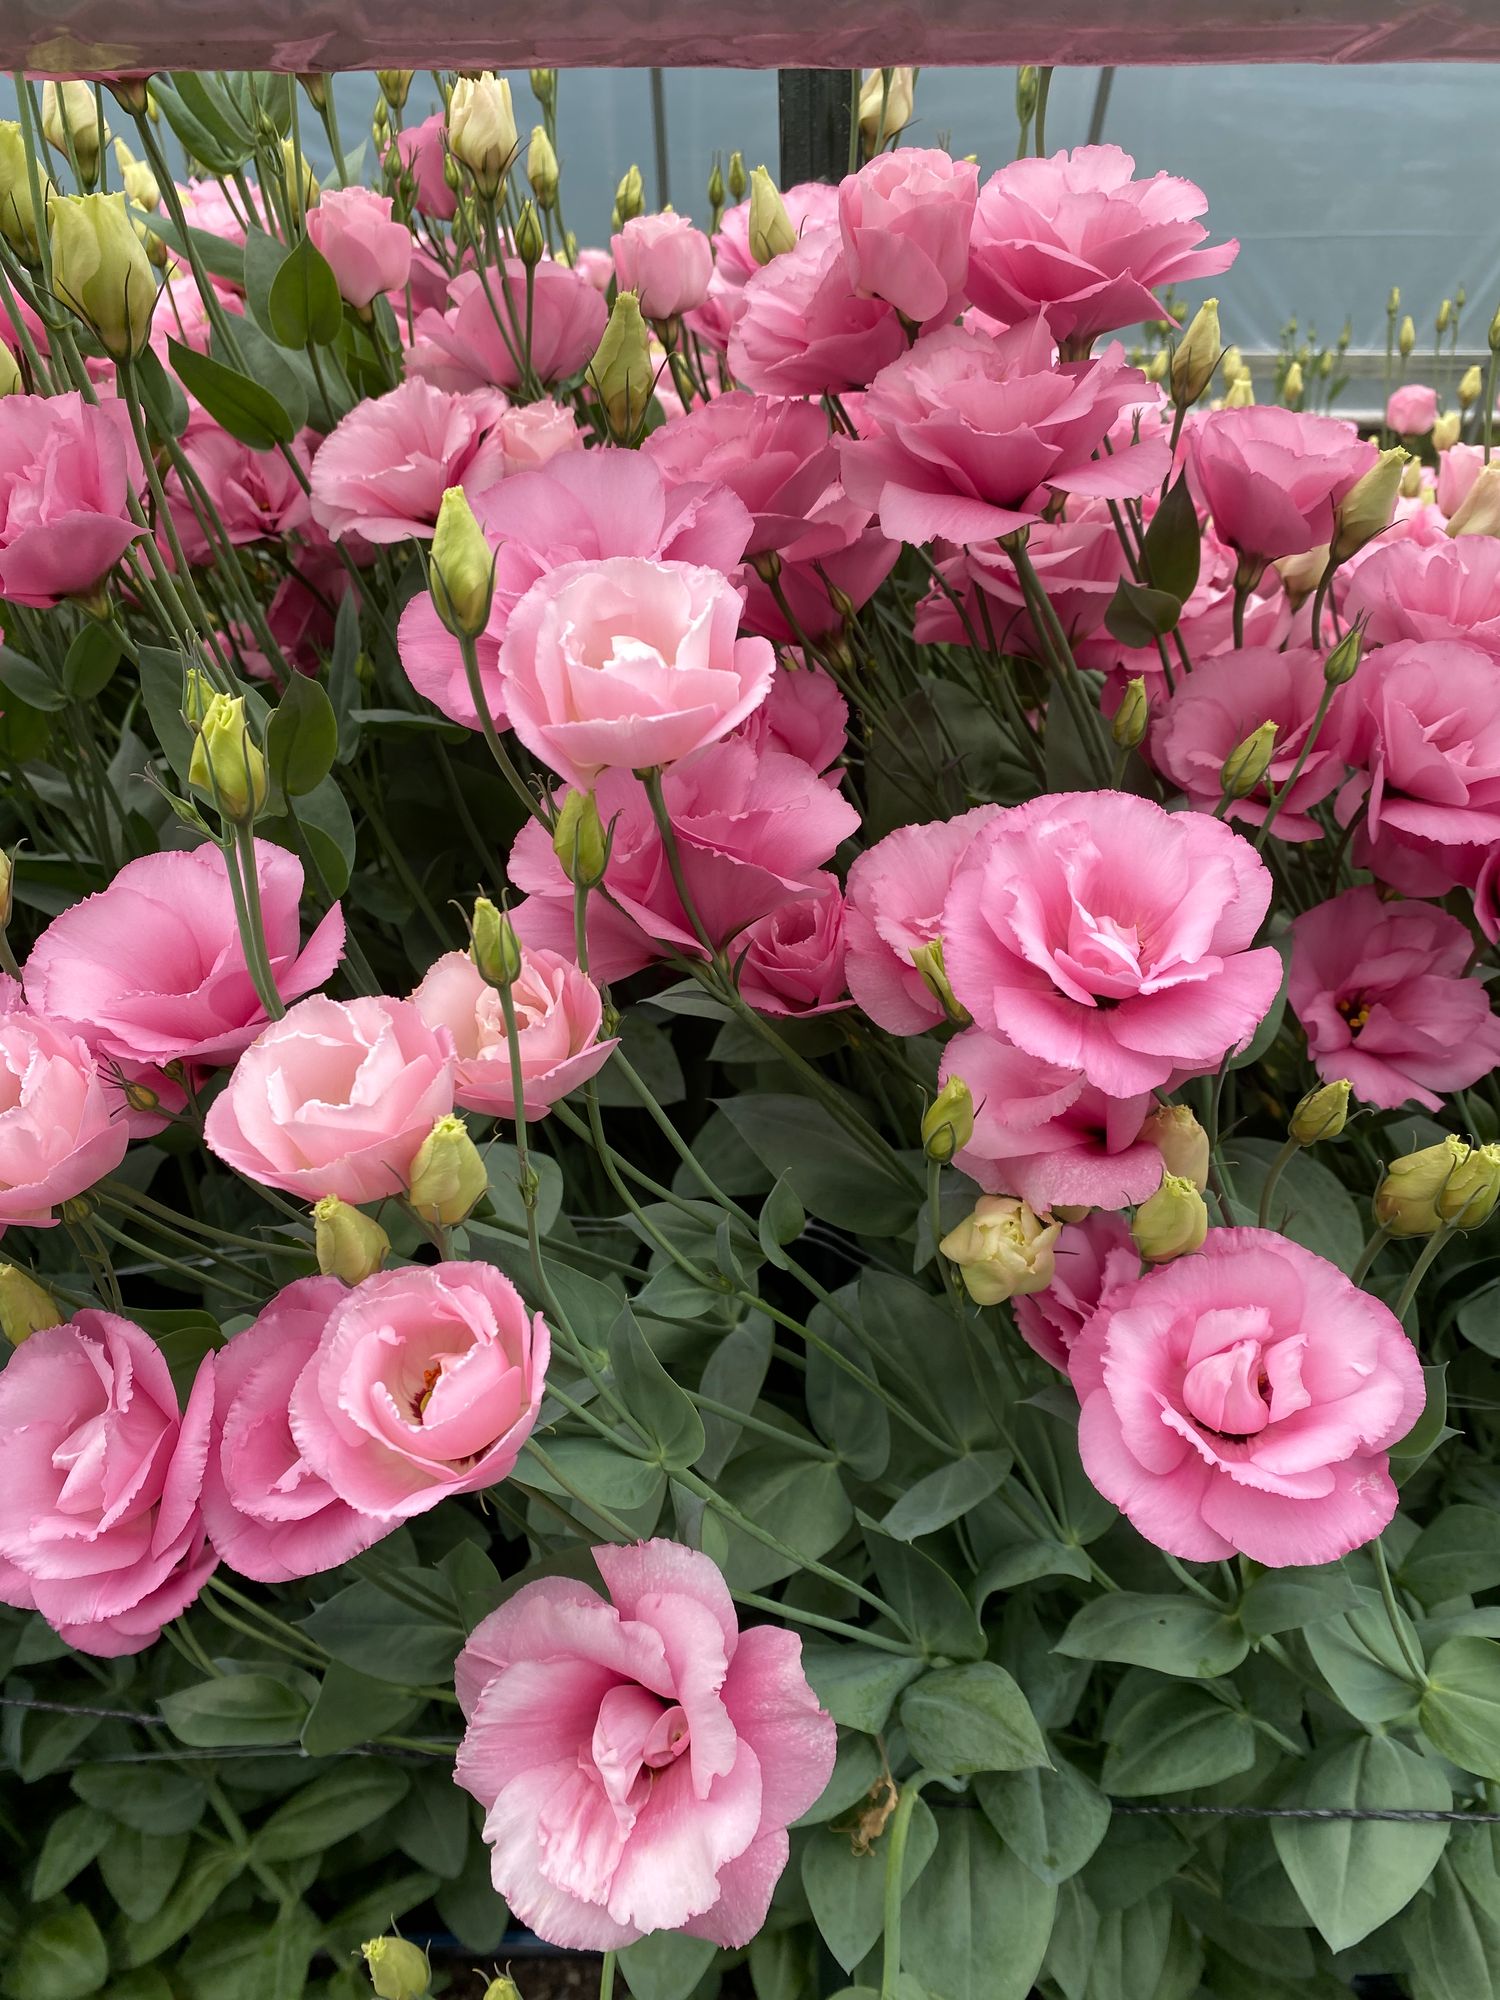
[1437,1142,1500,1229]
[48,191,156,360]
[1489,305,1500,355]
[922,1078,974,1164]
[189,694,267,823]
[481,1979,522,2000]
[1374,1135,1470,1239]
[1323,624,1364,687]
[527,125,559,210]
[43,80,107,182]
[377,70,414,111]
[1460,364,1484,410]
[0,1265,62,1345]
[471,895,523,987]
[530,68,557,113]
[940,1195,1060,1306]
[297,72,330,112]
[748,166,795,265]
[707,160,725,217]
[909,938,970,1027]
[1015,66,1040,126]
[1398,314,1416,358]
[0,122,52,259]
[515,198,545,268]
[1170,297,1221,410]
[1131,1173,1209,1264]
[181,665,214,732]
[1388,287,1401,317]
[408,1114,488,1228]
[361,1936,430,2000]
[1331,448,1407,563]
[1220,720,1277,799]
[313,1196,390,1285]
[1289,1078,1351,1146]
[1111,676,1148,749]
[612,163,645,227]
[726,151,747,201]
[1141,1104,1210,1191]
[589,291,653,442]
[429,486,495,639]
[552,790,608,887]
[1433,410,1461,452]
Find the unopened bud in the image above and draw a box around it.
[0,343,15,400]
[471,895,523,986]
[858,66,915,155]
[1131,1173,1209,1264]
[1439,1143,1500,1229]
[748,166,795,265]
[1143,348,1168,384]
[189,694,267,823]
[0,122,52,259]
[408,1114,488,1227]
[429,487,495,638]
[922,1078,974,1164]
[1141,1104,1210,1191]
[1446,462,1500,540]
[1170,297,1221,409]
[1220,720,1277,799]
[297,72,330,112]
[1401,458,1424,500]
[447,73,518,197]
[1490,306,1500,355]
[727,151,747,201]
[589,291,653,441]
[0,1265,62,1345]
[47,191,156,360]
[1015,67,1040,127]
[1437,298,1452,334]
[1221,345,1244,383]
[910,938,969,1026]
[1331,447,1407,563]
[1388,286,1401,317]
[1282,360,1304,406]
[552,790,608,886]
[1398,314,1416,358]
[515,199,545,268]
[112,137,159,211]
[707,160,725,217]
[43,81,107,183]
[1460,363,1484,409]
[361,1937,430,2000]
[1112,677,1148,750]
[1289,1078,1351,1148]
[1374,1135,1469,1239]
[0,848,12,931]
[1224,373,1254,408]
[527,125,559,210]
[612,163,645,228]
[377,70,414,111]
[313,1195,390,1285]
[481,1981,522,2000]
[1433,410,1461,451]
[940,1195,1060,1306]
[282,139,319,210]
[182,665,214,732]
[1323,623,1364,687]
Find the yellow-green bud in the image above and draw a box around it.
[1460,363,1484,410]
[1437,1142,1500,1229]
[858,66,915,155]
[1224,372,1254,409]
[313,1196,390,1285]
[1323,623,1364,687]
[939,1195,1060,1306]
[0,122,51,259]
[43,80,107,182]
[377,70,414,111]
[47,191,156,360]
[613,163,645,228]
[297,72,330,112]
[1221,344,1244,384]
[0,1265,62,1345]
[1490,306,1500,355]
[1143,348,1169,385]
[1282,359,1304,407]
[112,137,159,211]
[1170,297,1221,410]
[589,291,653,442]
[1111,676,1148,750]
[1387,286,1401,317]
[727,151,747,202]
[182,665,214,732]
[471,895,523,986]
[1401,457,1425,500]
[1374,1135,1470,1239]
[552,789,608,887]
[1015,67,1040,127]
[515,199,545,268]
[1330,447,1407,563]
[1289,1078,1351,1146]
[1446,462,1500,540]
[1398,314,1415,358]
[0,847,12,931]
[361,1937,430,2000]
[1433,410,1461,452]
[707,160,725,217]
[1131,1173,1209,1264]
[1141,1104,1210,1191]
[0,343,20,398]
[530,67,557,111]
[408,1114,488,1228]
[1437,298,1452,334]
[447,74,517,197]
[527,125,559,210]
[910,938,969,1026]
[429,486,495,639]
[282,139,319,211]
[922,1078,974,1164]
[189,694,267,823]
[1220,720,1277,799]
[748,166,795,265]
[480,1981,521,2000]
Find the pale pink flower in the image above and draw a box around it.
[0,393,142,606]
[0,980,130,1227]
[1344,536,1500,660]
[411,948,616,1119]
[1187,406,1375,569]
[738,875,852,1017]
[844,807,1002,1035]
[838,147,977,328]
[612,212,714,320]
[163,415,313,565]
[309,377,529,543]
[1386,383,1439,436]
[306,186,412,310]
[687,183,840,353]
[728,224,907,398]
[642,392,839,557]
[405,260,607,393]
[1013,1212,1138,1372]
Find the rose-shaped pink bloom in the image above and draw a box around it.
[1069,1228,1425,1566]
[943,792,1281,1097]
[1386,383,1439,437]
[0,393,143,607]
[612,212,714,320]
[573,246,614,292]
[25,841,344,1071]
[396,113,456,220]
[486,396,584,474]
[411,948,617,1119]
[310,377,528,543]
[687,183,840,353]
[201,1275,384,1583]
[499,556,775,787]
[643,392,839,558]
[0,1313,216,1655]
[204,993,455,1203]
[966,144,1237,354]
[1288,885,1500,1111]
[728,224,907,398]
[838,319,1171,546]
[1188,406,1375,570]
[1014,1212,1138,1372]
[1345,537,1500,659]
[163,415,313,566]
[406,261,607,393]
[306,186,412,310]
[0,983,129,1227]
[1152,644,1351,840]
[743,662,848,774]
[287,1263,549,1520]
[838,147,977,328]
[512,739,858,981]
[738,876,851,1017]
[844,807,1002,1034]
[1436,441,1484,520]
[941,1024,1161,1212]
[738,482,898,643]
[455,1538,835,1950]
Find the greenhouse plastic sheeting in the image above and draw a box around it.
[12,0,1500,74]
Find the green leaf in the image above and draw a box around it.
[0,646,64,712]
[880,1452,1010,1542]
[268,234,344,347]
[1403,1506,1500,1605]
[300,1576,462,1686]
[1141,473,1202,601]
[436,1838,509,1955]
[2,1903,107,2000]
[757,1171,806,1269]
[1422,1636,1500,1778]
[1055,1593,1248,1678]
[214,317,310,434]
[159,1672,313,1747]
[132,344,190,439]
[975,1757,1110,1887]
[136,202,246,284]
[1399,1826,1500,2000]
[617,1933,718,2000]
[31,1807,110,1902]
[242,225,293,335]
[254,1764,410,1862]
[300,1662,422,1756]
[1272,1734,1451,1951]
[1100,1684,1255,1796]
[113,1842,245,1966]
[99,1826,187,1922]
[806,1314,890,1481]
[1238,1564,1361,1636]
[609,1305,705,1471]
[1304,1586,1424,1728]
[71,1763,206,1836]
[902,1808,1057,2000]
[1221,1135,1365,1272]
[266,672,338,799]
[168,337,293,450]
[801,1798,938,1974]
[177,1904,321,2000]
[62,623,122,702]
[714,1445,852,1593]
[901,1662,1050,1777]
[394,1765,471,1879]
[1104,577,1181,649]
[800,1645,925,1734]
[520,1437,667,1517]
[136,646,198,783]
[327,590,364,762]
[287,773,357,896]
[1392,1362,1453,1478]
[719,1094,921,1237]
[863,1520,986,1663]
[858,1272,1006,1453]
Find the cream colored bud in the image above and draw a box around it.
[1331,447,1407,563]
[1401,458,1425,500]
[1141,1104,1210,1191]
[552,790,608,887]
[281,138,319,210]
[1289,1078,1351,1146]
[1433,410,1461,452]
[922,1078,975,1164]
[112,137,159,211]
[0,122,52,259]
[43,80,107,182]
[0,343,20,398]
[188,694,267,823]
[1143,348,1169,384]
[1490,305,1500,354]
[748,165,795,265]
[313,1196,390,1285]
[1398,314,1416,358]
[910,938,970,1026]
[1224,372,1254,408]
[858,66,915,155]
[1388,286,1401,316]
[1282,360,1304,407]
[589,290,654,441]
[181,665,214,732]
[613,163,645,228]
[1438,1143,1500,1230]
[447,73,518,197]
[1170,297,1220,409]
[1220,720,1277,799]
[1437,297,1452,333]
[47,191,156,360]
[471,895,523,987]
[429,487,495,638]
[408,1115,488,1228]
[1111,676,1148,750]
[1221,345,1244,383]
[1446,462,1500,540]
[1015,67,1040,127]
[361,1937,430,2000]
[1131,1173,1209,1264]
[527,124,559,209]
[0,1265,62,1345]
[481,1981,522,2000]
[1374,1135,1470,1239]
[1274,544,1329,609]
[377,70,414,111]
[1460,363,1484,409]
[0,847,12,930]
[940,1195,1060,1306]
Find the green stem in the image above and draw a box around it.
[1371,1537,1426,1684]
[880,1772,933,1999]
[457,627,548,826]
[1256,1135,1301,1230]
[1351,1224,1390,1288]
[1255,682,1335,851]
[642,765,718,958]
[599,1950,616,2000]
[1393,1224,1456,1326]
[225,827,286,1022]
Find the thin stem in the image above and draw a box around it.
[1256,1135,1301,1230]
[457,626,549,826]
[1372,1537,1426,1684]
[1255,681,1335,851]
[1393,1223,1456,1326]
[880,1771,932,1999]
[225,828,286,1022]
[599,1950,616,2000]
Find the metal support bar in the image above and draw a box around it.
[777,69,854,186]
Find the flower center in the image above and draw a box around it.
[1337,991,1371,1035]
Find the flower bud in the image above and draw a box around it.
[1490,305,1500,354]
[748,166,795,265]
[0,1265,61,1345]
[1141,1104,1210,1191]
[429,486,495,639]
[1143,347,1169,385]
[1224,373,1254,408]
[48,191,156,360]
[112,138,159,211]
[1388,286,1401,317]
[939,1195,1060,1306]
[1274,544,1327,609]
[377,70,414,111]
[313,1195,390,1285]
[589,290,653,442]
[408,1114,488,1227]
[297,72,329,112]
[471,894,523,987]
[1131,1173,1209,1264]
[1398,314,1416,358]
[43,81,107,183]
[0,343,20,399]
[1289,1078,1351,1146]
[1460,363,1484,410]
[0,122,51,260]
[552,789,608,887]
[858,66,915,155]
[1282,359,1304,407]
[1221,344,1244,384]
[706,159,725,221]
[282,139,319,211]
[727,152,747,201]
[1111,676,1148,750]
[613,163,645,228]
[515,199,545,268]
[922,1078,974,1164]
[1330,446,1407,563]
[527,125,559,209]
[361,1937,430,2000]
[1170,297,1221,410]
[122,1078,160,1114]
[1220,720,1277,799]
[1439,1142,1500,1229]
[1437,297,1452,334]
[447,74,517,197]
[910,938,970,1026]
[481,1981,522,2000]
[1433,410,1461,451]
[1374,1135,1470,1238]
[189,694,267,823]
[1015,67,1040,127]
[1401,457,1424,500]
[1447,462,1500,540]
[1323,623,1364,687]
[182,664,214,732]
[0,848,12,932]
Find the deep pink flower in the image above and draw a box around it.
[643,392,839,558]
[310,377,529,543]
[24,841,344,1070]
[411,948,617,1119]
[0,1313,216,1655]
[1289,885,1500,1111]
[1477,849,1500,947]
[612,212,714,321]
[738,875,851,1017]
[1344,537,1500,660]
[307,186,412,310]
[844,807,1002,1035]
[0,393,142,606]
[396,113,457,220]
[1188,407,1375,570]
[455,1539,835,1949]
[838,147,977,328]
[1069,1228,1425,1566]
[728,224,907,398]
[1013,1212,1138,1372]
[164,414,313,565]
[687,183,840,353]
[966,144,1237,353]
[0,978,130,1227]
[742,662,848,775]
[1386,383,1438,436]
[405,260,607,393]
[837,319,1170,546]
[943,791,1280,1097]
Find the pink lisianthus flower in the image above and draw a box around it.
[395,113,457,220]
[838,147,977,328]
[411,948,617,1119]
[306,185,412,310]
[1344,536,1500,660]
[686,183,840,353]
[162,415,313,566]
[741,662,848,775]
[1013,1212,1139,1372]
[0,986,129,1227]
[1187,406,1375,571]
[1288,885,1500,1112]
[0,1313,216,1655]
[612,212,714,320]
[642,392,839,558]
[966,143,1237,354]
[1386,383,1439,437]
[728,224,908,398]
[405,260,607,393]
[737,482,898,644]
[844,807,1002,1035]
[942,791,1281,1097]
[454,1538,835,1950]
[1069,1228,1425,1566]
[0,393,143,606]
[737,875,852,1018]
